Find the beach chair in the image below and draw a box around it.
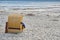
[5,14,25,33]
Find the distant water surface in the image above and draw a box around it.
[0,1,60,8]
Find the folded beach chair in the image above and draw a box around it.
[5,14,25,33]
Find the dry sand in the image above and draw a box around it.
[0,6,60,40]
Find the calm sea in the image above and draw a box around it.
[0,1,60,8]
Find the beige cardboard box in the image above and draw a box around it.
[5,14,24,33]
[8,14,23,28]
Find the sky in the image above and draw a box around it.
[0,0,60,1]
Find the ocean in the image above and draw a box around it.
[0,1,60,8]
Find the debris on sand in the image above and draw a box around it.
[46,14,50,16]
[50,19,59,21]
[26,13,35,16]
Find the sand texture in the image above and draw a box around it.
[0,5,60,40]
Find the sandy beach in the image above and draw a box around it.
[0,3,60,40]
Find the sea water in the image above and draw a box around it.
[0,1,60,8]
